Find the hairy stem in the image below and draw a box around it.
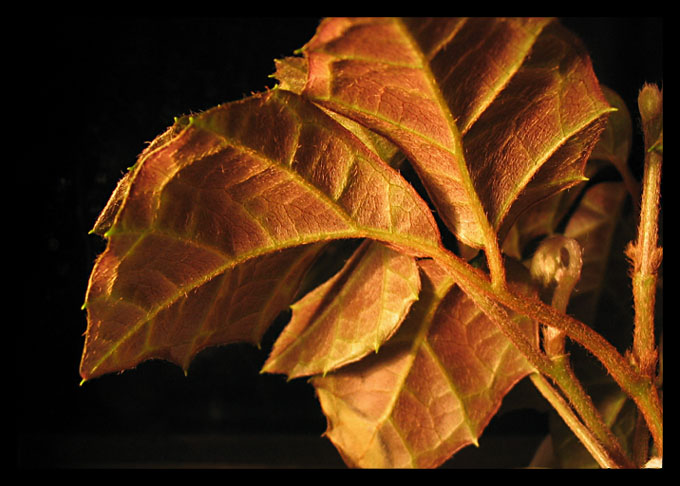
[530,374,630,469]
[527,236,629,467]
[627,84,663,462]
[629,150,662,379]
[426,246,663,457]
[484,235,508,291]
[463,283,630,467]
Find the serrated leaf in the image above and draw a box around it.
[80,89,441,381]
[262,240,420,378]
[312,259,538,468]
[82,243,325,377]
[296,17,612,248]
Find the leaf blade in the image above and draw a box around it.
[262,240,420,378]
[80,89,442,381]
[312,259,538,468]
[297,17,612,249]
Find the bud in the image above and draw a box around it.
[638,83,663,153]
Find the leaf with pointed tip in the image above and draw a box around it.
[82,243,325,378]
[295,17,612,249]
[80,89,442,381]
[312,259,538,468]
[262,240,420,378]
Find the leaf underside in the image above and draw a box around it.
[293,17,611,248]
[262,240,421,378]
[80,17,615,468]
[313,259,538,468]
[81,89,441,380]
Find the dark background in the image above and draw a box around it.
[20,17,662,468]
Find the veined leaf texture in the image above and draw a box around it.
[81,89,440,380]
[81,17,614,468]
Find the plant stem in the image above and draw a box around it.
[527,236,630,467]
[426,246,663,456]
[629,148,662,380]
[484,234,507,291]
[530,374,626,469]
[626,84,663,463]
[549,355,632,467]
[498,281,663,458]
[464,286,631,467]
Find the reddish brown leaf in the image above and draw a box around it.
[564,181,628,322]
[500,157,609,260]
[312,259,538,468]
[590,87,635,195]
[81,244,325,378]
[262,240,420,378]
[80,89,441,381]
[274,56,405,169]
[295,17,611,249]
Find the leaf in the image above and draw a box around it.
[274,56,405,169]
[312,259,538,468]
[500,157,607,260]
[564,182,628,323]
[262,240,420,378]
[590,87,633,179]
[294,17,612,248]
[501,184,581,261]
[81,243,325,378]
[80,89,441,381]
[80,17,622,469]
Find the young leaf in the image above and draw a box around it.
[295,17,612,249]
[80,89,442,381]
[312,259,538,468]
[262,240,420,378]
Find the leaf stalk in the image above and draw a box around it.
[530,374,628,469]
[426,246,663,459]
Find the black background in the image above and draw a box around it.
[20,17,662,468]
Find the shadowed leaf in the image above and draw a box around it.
[312,259,538,468]
[564,181,628,323]
[590,86,636,198]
